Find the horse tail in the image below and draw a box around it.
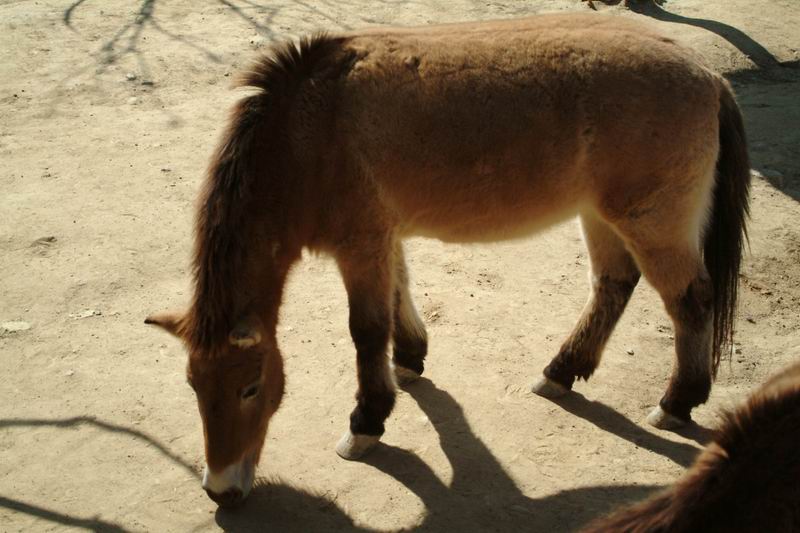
[705,79,751,375]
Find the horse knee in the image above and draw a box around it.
[671,275,713,331]
[349,314,391,356]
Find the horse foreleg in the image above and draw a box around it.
[335,240,397,460]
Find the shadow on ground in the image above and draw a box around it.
[593,1,800,200]
[627,0,779,68]
[0,416,199,478]
[0,495,129,533]
[217,379,664,532]
[551,392,709,465]
[0,416,198,531]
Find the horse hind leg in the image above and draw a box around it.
[391,241,428,384]
[533,212,641,398]
[632,244,714,430]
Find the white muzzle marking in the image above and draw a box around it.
[202,461,255,497]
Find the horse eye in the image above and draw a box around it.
[241,383,261,400]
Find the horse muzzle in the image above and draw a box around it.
[202,457,255,508]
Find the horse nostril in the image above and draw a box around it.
[205,487,244,509]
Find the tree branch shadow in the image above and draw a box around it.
[0,416,200,479]
[63,0,222,76]
[63,0,90,31]
[215,0,279,39]
[0,495,130,533]
[0,416,200,530]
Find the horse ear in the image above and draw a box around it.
[229,316,263,349]
[144,310,187,339]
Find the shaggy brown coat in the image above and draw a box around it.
[582,362,800,532]
[146,13,750,504]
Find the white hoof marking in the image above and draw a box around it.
[335,430,380,460]
[646,405,687,430]
[393,364,421,385]
[531,376,569,398]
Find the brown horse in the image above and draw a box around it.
[145,13,750,506]
[582,361,800,532]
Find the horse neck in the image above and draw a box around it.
[188,201,301,352]
[247,249,297,339]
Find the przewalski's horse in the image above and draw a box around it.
[145,13,750,506]
[582,361,800,533]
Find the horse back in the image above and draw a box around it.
[293,15,725,244]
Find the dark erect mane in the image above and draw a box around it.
[186,34,346,352]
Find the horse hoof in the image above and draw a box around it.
[531,376,569,398]
[393,364,421,385]
[646,405,688,430]
[335,430,380,460]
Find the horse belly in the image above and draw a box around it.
[389,165,585,243]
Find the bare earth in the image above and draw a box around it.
[1,1,799,531]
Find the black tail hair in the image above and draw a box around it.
[705,80,751,375]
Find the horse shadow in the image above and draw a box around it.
[218,379,665,532]
[550,392,710,464]
[0,392,678,531]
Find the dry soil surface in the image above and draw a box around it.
[1,0,799,531]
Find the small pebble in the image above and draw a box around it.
[626,348,635,355]
[70,309,102,319]
[32,236,56,246]
[126,72,137,81]
[1,321,31,334]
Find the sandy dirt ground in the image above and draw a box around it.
[1,0,799,531]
